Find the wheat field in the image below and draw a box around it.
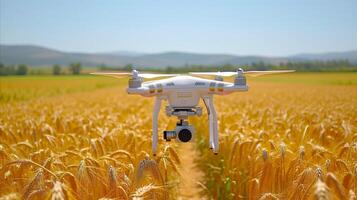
[0,76,181,200]
[0,73,356,200]
[193,74,357,199]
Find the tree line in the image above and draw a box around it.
[0,59,356,76]
[99,60,356,73]
[0,63,82,76]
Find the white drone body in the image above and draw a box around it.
[92,69,294,155]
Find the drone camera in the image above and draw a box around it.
[163,120,195,142]
[177,127,193,142]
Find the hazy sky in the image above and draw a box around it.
[1,0,356,56]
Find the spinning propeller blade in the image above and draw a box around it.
[90,71,178,79]
[90,72,132,79]
[189,72,237,77]
[190,70,295,77]
[243,70,296,77]
[138,73,179,79]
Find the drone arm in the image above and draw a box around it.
[224,84,249,93]
[152,97,162,156]
[203,96,219,154]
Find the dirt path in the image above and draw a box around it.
[177,142,204,200]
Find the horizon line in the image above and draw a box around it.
[1,42,357,58]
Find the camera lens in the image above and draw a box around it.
[178,129,192,142]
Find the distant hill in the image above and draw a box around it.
[292,50,357,63]
[1,44,356,67]
[0,45,139,67]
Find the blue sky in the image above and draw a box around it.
[1,0,356,56]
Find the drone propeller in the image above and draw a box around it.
[90,70,179,79]
[242,70,295,77]
[138,73,179,79]
[189,71,237,77]
[190,69,295,77]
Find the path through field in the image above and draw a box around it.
[178,142,204,200]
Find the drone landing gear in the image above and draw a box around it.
[152,97,162,156]
[203,96,219,154]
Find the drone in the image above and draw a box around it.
[92,68,294,155]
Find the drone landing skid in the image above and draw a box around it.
[152,97,162,156]
[202,96,219,154]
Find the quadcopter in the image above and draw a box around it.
[92,68,294,155]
